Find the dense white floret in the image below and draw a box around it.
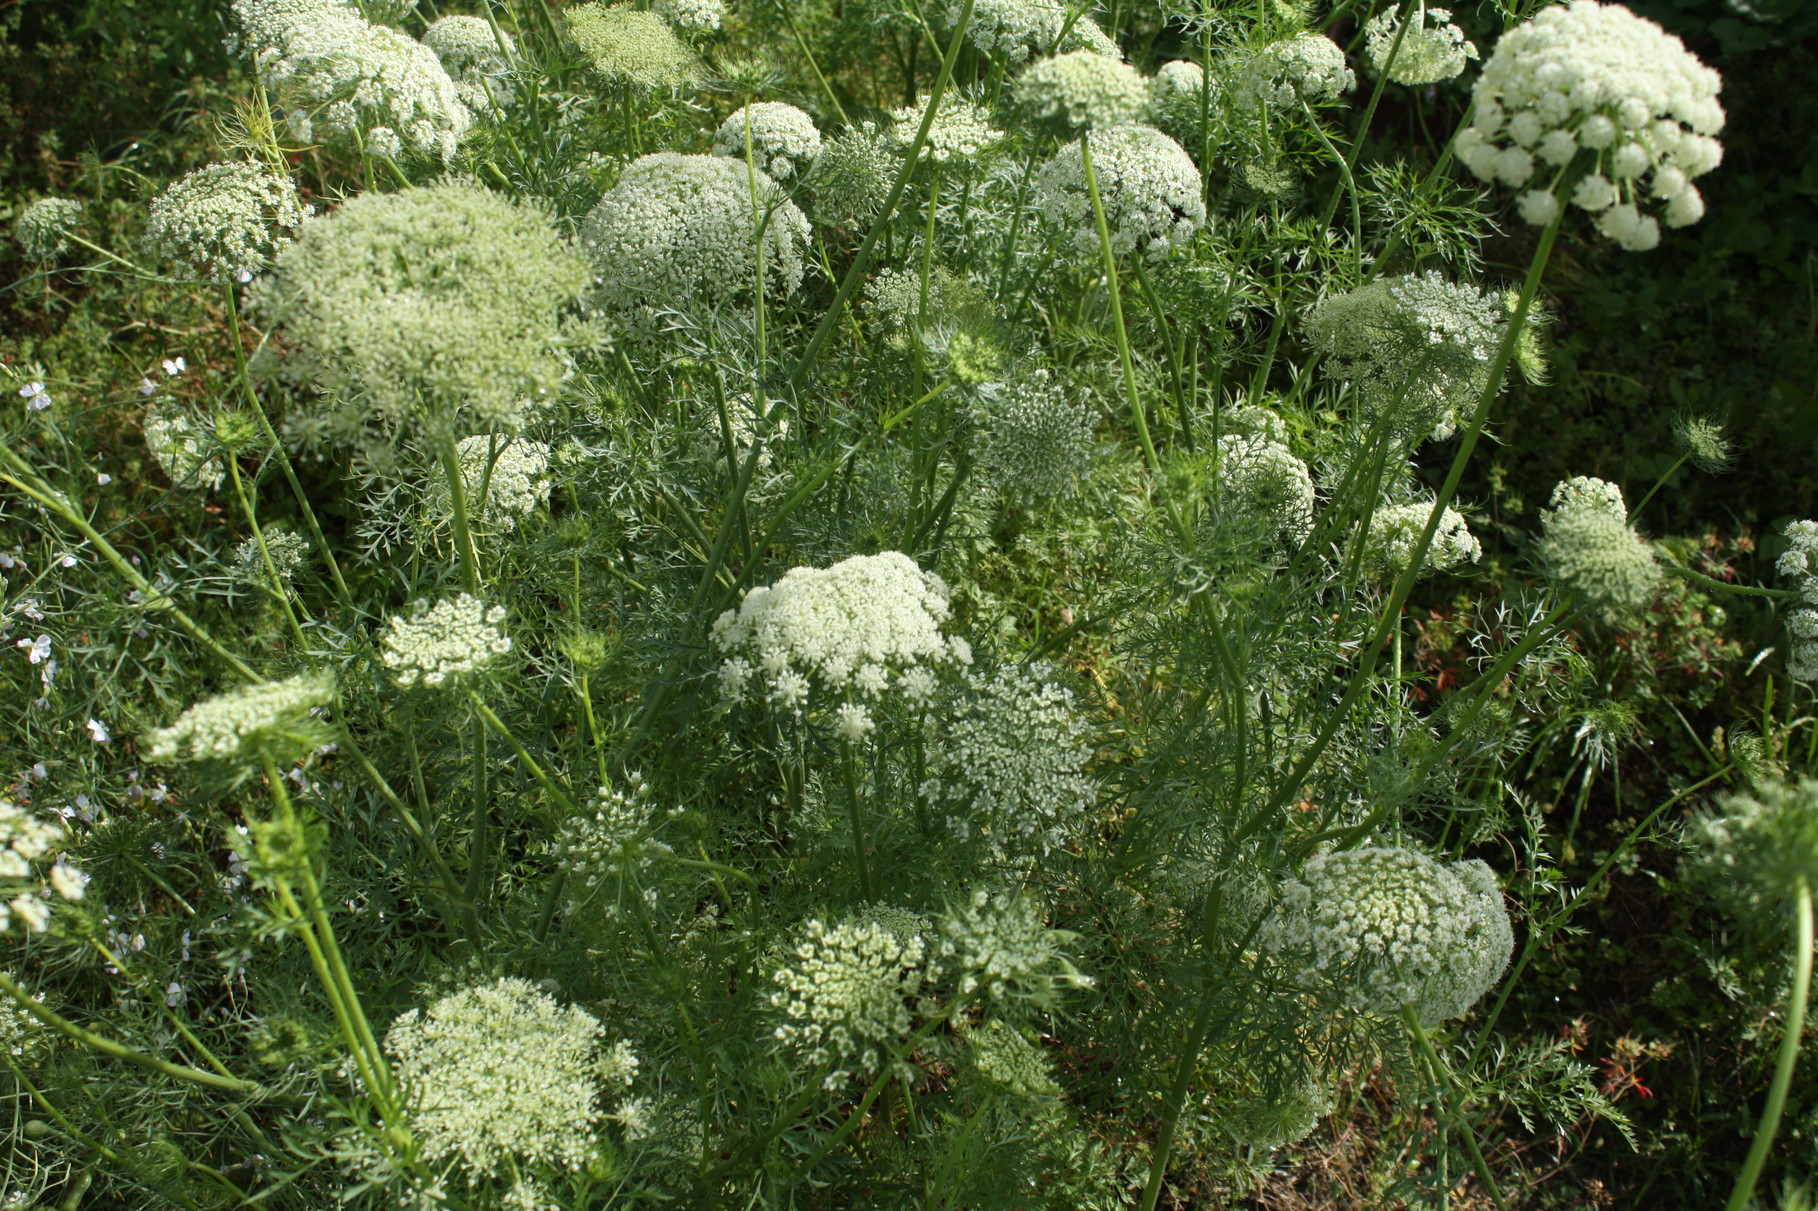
[548,775,673,918]
[1456,1,1723,247]
[1365,7,1477,85]
[15,197,84,262]
[1214,433,1315,543]
[1034,124,1204,259]
[1777,520,1818,681]
[1365,501,1482,576]
[937,888,1089,1005]
[1536,478,1662,617]
[653,0,724,31]
[144,161,309,282]
[422,15,515,111]
[894,93,1004,164]
[1017,50,1149,131]
[940,0,1119,65]
[973,370,1097,499]
[1148,59,1215,147]
[144,672,336,765]
[770,917,928,1087]
[565,2,699,90]
[711,102,822,180]
[143,404,224,492]
[380,594,513,687]
[0,800,86,935]
[811,121,898,223]
[1237,32,1356,109]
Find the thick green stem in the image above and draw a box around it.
[1725,878,1814,1211]
[840,737,874,901]
[438,436,482,594]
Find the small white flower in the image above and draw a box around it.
[96,472,112,485]
[18,382,44,398]
[17,635,50,664]
[139,378,157,396]
[235,267,255,283]
[85,719,110,743]
[162,357,186,377]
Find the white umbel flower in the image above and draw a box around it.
[1148,59,1215,147]
[1776,520,1818,681]
[938,888,1090,1005]
[770,917,929,1087]
[711,552,971,711]
[386,978,633,1180]
[564,2,699,90]
[1364,7,1477,86]
[380,594,512,687]
[144,162,309,282]
[1535,476,1662,617]
[1262,846,1512,1024]
[1365,501,1482,576]
[548,774,672,918]
[893,93,1004,164]
[1214,433,1315,543]
[144,672,336,765]
[1237,32,1356,109]
[1545,474,1627,521]
[711,102,822,181]
[940,0,1119,65]
[422,15,515,111]
[15,197,84,262]
[1034,124,1204,259]
[581,153,810,322]
[653,0,724,31]
[0,800,86,935]
[973,370,1097,499]
[1016,50,1150,132]
[143,404,224,492]
[452,435,551,532]
[1456,1,1723,247]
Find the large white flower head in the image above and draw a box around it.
[0,800,85,936]
[143,404,224,492]
[548,774,673,918]
[581,153,810,323]
[770,916,929,1087]
[1214,433,1315,544]
[15,197,84,262]
[145,672,337,767]
[1148,59,1216,147]
[1364,7,1477,86]
[386,978,635,1180]
[450,435,551,532]
[1263,846,1512,1024]
[1016,50,1149,132]
[1365,501,1482,577]
[711,102,823,181]
[893,93,1005,165]
[937,888,1090,1006]
[1035,124,1204,260]
[564,2,699,91]
[811,121,898,224]
[381,594,513,688]
[1237,32,1356,109]
[251,183,593,441]
[973,369,1097,499]
[940,0,1119,65]
[229,0,471,162]
[144,161,310,283]
[1536,477,1662,618]
[653,0,724,31]
[422,15,515,111]
[1303,272,1508,442]
[921,665,1098,860]
[1775,520,1818,681]
[1694,777,1818,910]
[1456,0,1723,248]
[711,552,970,712]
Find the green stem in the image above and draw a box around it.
[1725,877,1814,1211]
[1403,1006,1509,1211]
[438,436,482,594]
[840,737,874,901]
[1663,561,1795,600]
[225,447,308,650]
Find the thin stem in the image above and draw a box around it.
[1663,560,1795,600]
[840,737,874,901]
[1725,877,1814,1211]
[225,446,308,649]
[1403,1006,1510,1211]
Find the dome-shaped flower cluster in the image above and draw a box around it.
[581,153,810,323]
[547,775,673,918]
[938,888,1089,1006]
[229,0,471,162]
[1262,846,1512,1024]
[1693,777,1818,910]
[1364,8,1477,86]
[380,593,513,688]
[386,977,635,1180]
[143,161,310,282]
[653,0,724,31]
[1148,59,1214,147]
[1535,476,1661,618]
[1775,520,1818,682]
[1455,0,1724,248]
[451,435,551,532]
[941,0,1119,65]
[812,122,897,224]
[1365,501,1482,577]
[252,183,592,438]
[711,551,971,712]
[421,15,515,111]
[711,102,822,180]
[564,2,698,91]
[15,197,85,262]
[1214,433,1316,544]
[144,672,336,766]
[1034,124,1204,259]
[1237,32,1356,109]
[921,664,1098,860]
[1303,272,1508,442]
[973,369,1097,499]
[893,93,1004,164]
[770,916,929,1087]
[1016,50,1150,132]
[143,404,224,492]
[0,799,86,935]
[967,1019,1060,1098]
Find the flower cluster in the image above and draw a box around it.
[1364,8,1477,86]
[1016,50,1149,132]
[1262,846,1512,1023]
[711,552,971,714]
[811,122,897,224]
[652,0,723,31]
[386,978,633,1180]
[941,0,1119,65]
[1237,32,1356,109]
[581,153,810,322]
[1214,433,1315,544]
[894,93,1004,164]
[967,1020,1060,1099]
[1536,476,1661,618]
[144,672,336,767]
[15,197,85,262]
[547,775,674,918]
[143,404,224,492]
[1148,59,1213,147]
[229,0,471,162]
[1693,777,1818,909]
[454,435,551,532]
[0,800,86,934]
[421,15,515,111]
[252,183,592,440]
[144,161,309,282]
[1776,520,1818,681]
[938,888,1088,1005]
[1303,272,1508,442]
[380,594,513,688]
[236,527,311,581]
[564,3,698,91]
[921,665,1098,860]
[1365,501,1482,577]
[1456,0,1723,247]
[973,370,1097,499]
[711,102,822,181]
[770,916,929,1087]
[1034,124,1204,259]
